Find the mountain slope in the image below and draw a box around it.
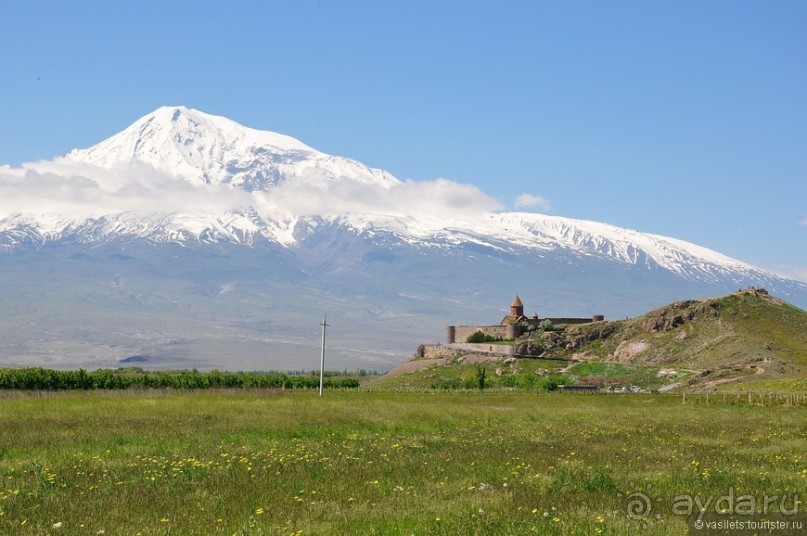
[6,107,795,290]
[0,106,805,370]
[64,106,399,191]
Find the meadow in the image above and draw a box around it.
[0,390,804,535]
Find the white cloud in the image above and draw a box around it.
[767,264,807,284]
[0,158,253,219]
[0,160,501,222]
[514,193,551,211]
[801,215,807,226]
[397,178,502,213]
[251,174,501,220]
[791,268,807,283]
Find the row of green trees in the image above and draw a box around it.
[0,367,360,391]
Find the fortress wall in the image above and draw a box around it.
[545,317,600,326]
[450,325,509,343]
[447,343,518,356]
[444,315,605,345]
[421,343,520,359]
[420,344,460,359]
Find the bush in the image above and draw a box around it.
[432,378,461,390]
[536,373,571,391]
[475,365,487,391]
[498,375,517,388]
[466,331,499,343]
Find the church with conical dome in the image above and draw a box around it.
[509,295,524,319]
[445,295,603,345]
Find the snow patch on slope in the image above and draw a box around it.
[0,105,795,289]
[335,211,765,282]
[65,106,399,191]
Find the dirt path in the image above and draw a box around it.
[658,365,765,392]
[658,378,689,393]
[380,357,451,378]
[697,365,765,390]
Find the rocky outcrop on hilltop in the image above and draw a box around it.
[639,299,720,332]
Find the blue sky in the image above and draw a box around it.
[1,1,805,280]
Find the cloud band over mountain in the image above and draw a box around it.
[0,159,501,219]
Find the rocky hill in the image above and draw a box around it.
[379,289,807,392]
[562,288,807,390]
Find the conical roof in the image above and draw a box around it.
[511,295,523,307]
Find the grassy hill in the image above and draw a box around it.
[568,288,807,391]
[373,288,807,392]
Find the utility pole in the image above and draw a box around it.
[319,314,329,396]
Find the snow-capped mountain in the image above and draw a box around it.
[0,106,804,370]
[65,106,398,191]
[0,106,785,281]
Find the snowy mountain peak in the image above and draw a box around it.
[65,106,399,192]
[3,106,804,309]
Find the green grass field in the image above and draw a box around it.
[0,390,804,535]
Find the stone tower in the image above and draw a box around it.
[510,295,524,318]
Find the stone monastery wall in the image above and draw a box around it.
[447,325,509,344]
[419,343,518,359]
[441,296,604,345]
